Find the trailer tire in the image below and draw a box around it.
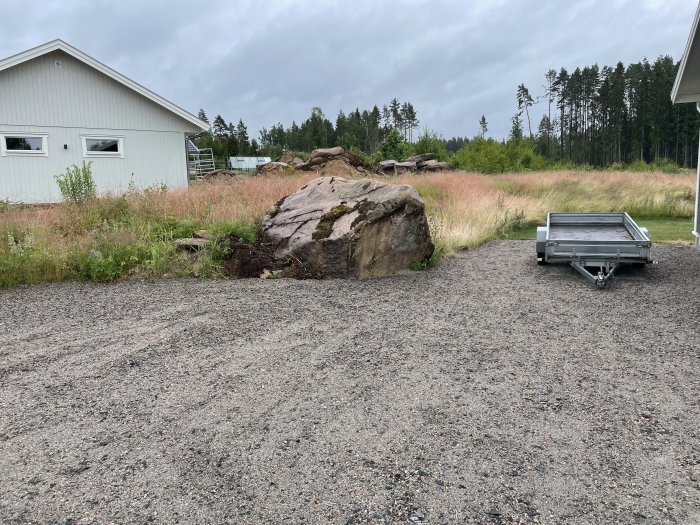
[537,253,547,265]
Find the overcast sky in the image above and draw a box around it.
[1,0,698,140]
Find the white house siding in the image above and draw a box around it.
[0,49,200,202]
[695,149,700,249]
[0,124,187,202]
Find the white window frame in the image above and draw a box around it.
[0,132,49,157]
[81,135,124,158]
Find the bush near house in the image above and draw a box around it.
[55,161,97,203]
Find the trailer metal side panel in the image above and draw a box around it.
[544,213,651,263]
[538,212,652,286]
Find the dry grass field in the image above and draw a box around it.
[0,169,695,286]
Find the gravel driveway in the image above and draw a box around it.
[1,241,699,525]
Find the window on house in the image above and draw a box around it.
[81,136,124,158]
[0,133,48,156]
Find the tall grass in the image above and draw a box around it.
[492,170,695,218]
[399,170,695,256]
[0,169,695,286]
[0,178,293,287]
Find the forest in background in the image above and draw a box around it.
[194,54,700,172]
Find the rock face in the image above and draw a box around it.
[257,161,288,173]
[295,147,365,175]
[262,177,434,279]
[376,153,454,174]
[405,154,436,163]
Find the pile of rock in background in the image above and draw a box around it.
[256,161,289,174]
[377,154,452,175]
[201,147,453,179]
[254,147,367,177]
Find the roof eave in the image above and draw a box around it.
[0,39,209,132]
[672,92,700,104]
[672,2,700,104]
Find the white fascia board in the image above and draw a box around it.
[672,2,700,104]
[0,39,209,132]
[674,92,700,103]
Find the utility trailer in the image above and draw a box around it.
[536,212,652,287]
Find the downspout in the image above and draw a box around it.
[695,103,700,249]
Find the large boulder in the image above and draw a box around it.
[417,159,438,169]
[262,177,434,279]
[421,161,453,171]
[405,153,435,163]
[302,147,364,169]
[395,161,417,174]
[377,160,397,174]
[257,161,288,173]
[309,146,345,161]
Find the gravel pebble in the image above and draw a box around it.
[1,241,699,524]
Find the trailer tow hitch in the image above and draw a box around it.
[571,261,619,288]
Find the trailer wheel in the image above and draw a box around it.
[536,253,547,265]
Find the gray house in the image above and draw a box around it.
[672,3,700,250]
[0,39,209,203]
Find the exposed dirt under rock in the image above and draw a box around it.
[1,241,700,524]
[221,237,309,279]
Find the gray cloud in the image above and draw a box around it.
[0,0,696,139]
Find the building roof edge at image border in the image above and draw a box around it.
[0,39,209,132]
[672,1,700,103]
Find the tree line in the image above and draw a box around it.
[504,55,700,168]
[194,98,420,162]
[195,54,700,171]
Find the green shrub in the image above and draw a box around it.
[152,217,200,241]
[55,161,96,203]
[72,243,140,282]
[349,147,373,167]
[452,137,549,173]
[451,137,510,173]
[374,128,415,162]
[626,160,647,172]
[413,129,450,162]
[650,158,684,174]
[0,228,65,287]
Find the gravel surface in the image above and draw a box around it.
[1,241,699,525]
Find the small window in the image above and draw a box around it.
[81,136,124,158]
[0,133,48,156]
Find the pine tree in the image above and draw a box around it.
[389,98,402,130]
[381,105,391,132]
[543,70,557,159]
[479,115,488,137]
[236,119,250,155]
[516,84,535,139]
[404,103,419,142]
[212,115,228,138]
[509,114,524,142]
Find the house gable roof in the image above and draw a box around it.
[0,39,209,132]
[672,2,700,104]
